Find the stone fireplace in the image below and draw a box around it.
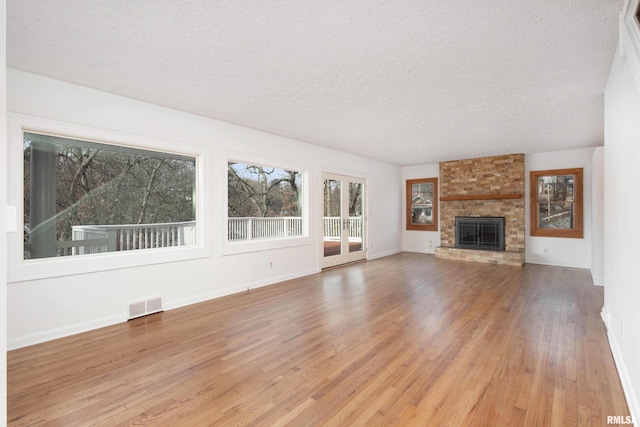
[434,153,525,266]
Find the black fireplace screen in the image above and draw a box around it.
[455,217,505,251]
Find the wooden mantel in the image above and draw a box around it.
[440,193,522,202]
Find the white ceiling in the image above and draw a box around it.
[7,0,622,166]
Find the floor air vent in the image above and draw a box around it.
[128,296,164,320]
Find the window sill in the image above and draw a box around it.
[8,244,209,283]
[222,235,312,256]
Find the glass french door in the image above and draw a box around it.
[322,173,366,269]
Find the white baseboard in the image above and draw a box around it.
[602,305,612,330]
[602,305,640,425]
[8,313,125,350]
[166,267,318,311]
[367,248,402,260]
[525,256,589,269]
[592,274,605,286]
[402,248,435,255]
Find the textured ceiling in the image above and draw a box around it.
[7,0,622,165]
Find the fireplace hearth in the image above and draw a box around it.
[455,216,505,251]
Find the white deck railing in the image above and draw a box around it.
[63,216,362,255]
[228,216,362,241]
[70,221,196,255]
[323,216,363,240]
[228,217,303,241]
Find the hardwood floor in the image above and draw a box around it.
[8,253,630,426]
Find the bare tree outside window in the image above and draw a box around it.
[227,162,303,241]
[23,132,196,259]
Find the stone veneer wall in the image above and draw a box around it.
[436,153,525,265]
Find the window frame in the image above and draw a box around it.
[7,114,209,282]
[406,178,438,232]
[529,167,583,239]
[221,152,311,256]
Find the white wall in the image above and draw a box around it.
[402,163,440,253]
[524,148,597,269]
[602,31,640,422]
[6,69,402,349]
[1,1,9,424]
[591,147,605,286]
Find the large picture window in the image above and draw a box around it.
[530,168,583,238]
[227,161,304,242]
[8,115,207,282]
[406,178,438,231]
[23,132,197,259]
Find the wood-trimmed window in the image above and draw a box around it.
[530,168,583,238]
[406,178,438,231]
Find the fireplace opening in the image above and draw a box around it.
[455,216,505,251]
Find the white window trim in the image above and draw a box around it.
[7,114,210,282]
[221,151,312,256]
